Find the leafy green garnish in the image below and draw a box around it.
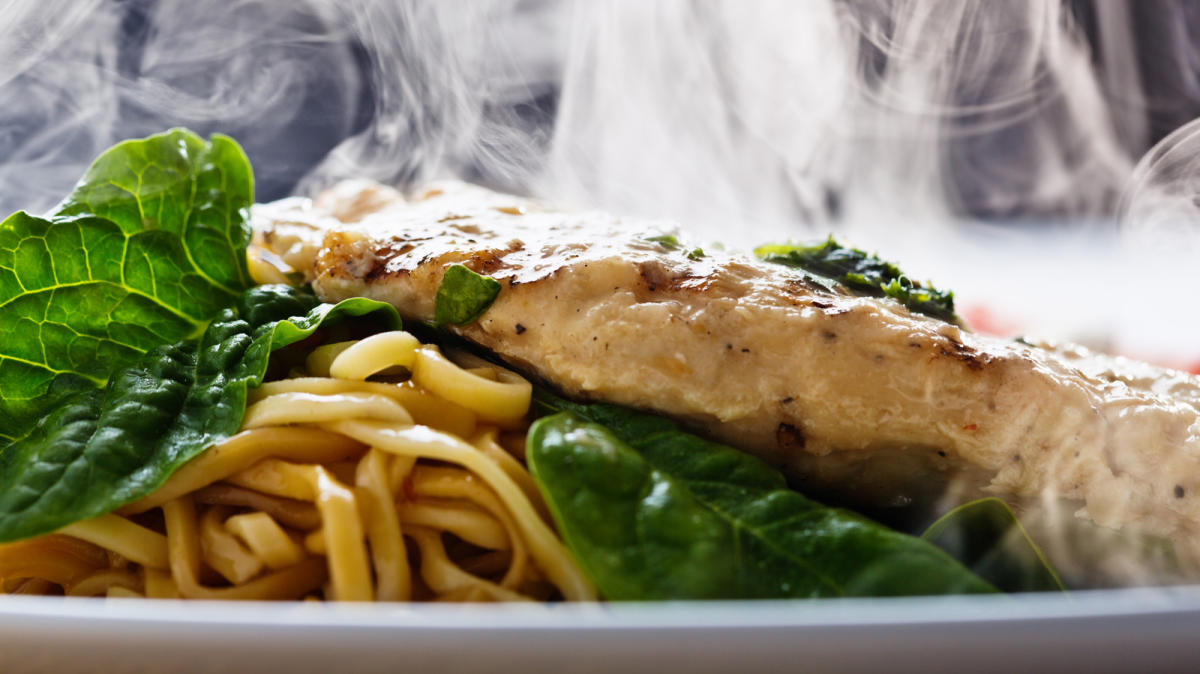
[922,498,1065,593]
[0,129,254,444]
[643,234,680,250]
[754,236,957,322]
[0,286,400,542]
[644,235,704,260]
[55,128,254,295]
[0,128,405,542]
[433,264,501,326]
[527,399,996,600]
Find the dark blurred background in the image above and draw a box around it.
[1069,0,1200,157]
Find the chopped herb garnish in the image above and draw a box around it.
[434,264,502,326]
[645,235,705,261]
[754,236,957,322]
[644,234,680,250]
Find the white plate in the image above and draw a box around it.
[1,589,1198,673]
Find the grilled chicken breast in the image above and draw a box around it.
[252,179,1200,575]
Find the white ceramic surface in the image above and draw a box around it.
[1,588,1198,673]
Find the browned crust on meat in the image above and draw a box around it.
[253,179,1200,576]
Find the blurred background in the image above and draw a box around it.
[2,0,1199,363]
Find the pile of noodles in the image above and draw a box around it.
[0,330,595,602]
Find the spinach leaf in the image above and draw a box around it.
[0,285,401,542]
[527,401,996,600]
[754,236,957,323]
[0,129,402,542]
[0,129,254,444]
[434,264,501,326]
[922,497,1065,593]
[55,128,254,296]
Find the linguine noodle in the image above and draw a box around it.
[0,331,595,602]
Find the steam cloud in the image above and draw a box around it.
[3,0,1197,238]
[8,0,1200,360]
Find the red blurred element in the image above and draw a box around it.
[1188,361,1200,375]
[962,423,977,431]
[961,304,1025,337]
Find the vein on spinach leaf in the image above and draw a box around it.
[0,129,254,444]
[528,396,996,600]
[922,497,1065,593]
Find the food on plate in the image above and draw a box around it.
[0,130,586,601]
[0,128,1183,600]
[254,177,1200,579]
[2,324,594,601]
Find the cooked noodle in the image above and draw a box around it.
[0,331,595,602]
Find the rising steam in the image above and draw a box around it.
[304,0,1140,236]
[0,0,1182,234]
[8,0,1188,358]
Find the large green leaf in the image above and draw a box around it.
[527,401,996,600]
[0,285,401,542]
[55,128,253,296]
[0,130,254,444]
[922,497,1066,593]
[0,129,405,542]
